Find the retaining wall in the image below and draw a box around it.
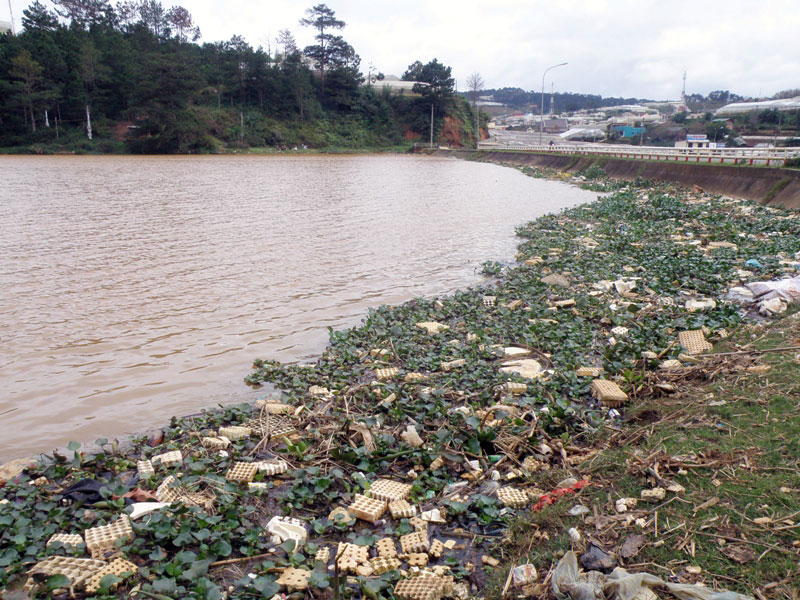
[431,149,800,209]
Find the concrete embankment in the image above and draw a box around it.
[431,149,800,209]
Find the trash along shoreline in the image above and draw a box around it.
[2,170,800,599]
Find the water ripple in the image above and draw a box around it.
[0,154,594,460]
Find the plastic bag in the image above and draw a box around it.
[552,551,755,600]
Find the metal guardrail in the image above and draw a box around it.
[477,142,800,167]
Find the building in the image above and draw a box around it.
[715,97,800,116]
[613,125,645,139]
[542,118,569,133]
[366,75,419,96]
[675,134,710,149]
[560,127,605,142]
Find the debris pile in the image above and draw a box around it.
[2,180,799,598]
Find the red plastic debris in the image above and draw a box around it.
[531,479,591,512]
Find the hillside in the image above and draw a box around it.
[0,1,482,153]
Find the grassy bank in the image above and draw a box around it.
[1,174,799,599]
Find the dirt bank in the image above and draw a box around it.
[431,149,800,209]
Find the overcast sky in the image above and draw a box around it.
[6,0,800,100]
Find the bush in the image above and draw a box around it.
[783,157,800,168]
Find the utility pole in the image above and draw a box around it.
[430,104,434,148]
[540,62,567,145]
[7,0,15,34]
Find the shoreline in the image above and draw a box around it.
[2,166,799,598]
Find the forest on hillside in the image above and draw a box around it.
[0,1,481,153]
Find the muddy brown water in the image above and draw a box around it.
[0,154,595,461]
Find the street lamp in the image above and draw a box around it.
[540,62,567,145]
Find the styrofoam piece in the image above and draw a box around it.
[389,499,417,519]
[136,459,154,479]
[85,557,138,593]
[420,508,446,523]
[400,531,429,554]
[336,542,369,573]
[678,330,713,355]
[370,556,401,575]
[441,358,466,371]
[590,379,628,407]
[267,516,307,548]
[315,547,330,564]
[400,425,424,448]
[246,414,295,438]
[416,321,449,334]
[156,475,180,504]
[576,367,603,377]
[46,533,84,549]
[201,437,229,450]
[347,494,386,522]
[128,502,169,520]
[254,460,289,476]
[218,425,251,440]
[394,576,443,600]
[496,487,529,508]
[370,479,412,502]
[376,367,400,381]
[84,515,133,559]
[376,537,398,558]
[482,296,496,307]
[506,382,527,395]
[308,385,331,396]
[151,450,182,467]
[226,461,258,483]
[404,372,428,383]
[499,358,543,379]
[405,552,429,567]
[248,482,268,493]
[276,567,311,592]
[429,539,444,558]
[27,556,106,589]
[256,401,293,414]
[409,516,428,532]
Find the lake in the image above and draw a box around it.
[0,154,595,460]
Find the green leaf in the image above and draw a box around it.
[180,559,211,581]
[153,578,178,593]
[253,576,279,598]
[149,546,167,562]
[66,441,80,451]
[309,569,329,589]
[98,573,122,593]
[212,539,232,557]
[46,574,71,590]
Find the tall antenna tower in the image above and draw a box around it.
[681,71,687,106]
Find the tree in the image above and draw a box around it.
[299,3,344,94]
[138,0,168,38]
[401,60,423,81]
[22,1,59,32]
[466,71,484,144]
[276,29,297,60]
[116,0,140,27]
[166,6,200,42]
[8,50,54,132]
[51,0,116,29]
[322,36,362,109]
[411,59,454,111]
